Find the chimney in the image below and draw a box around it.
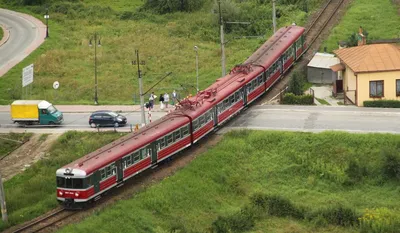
[358,26,366,46]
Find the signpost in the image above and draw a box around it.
[22,64,34,98]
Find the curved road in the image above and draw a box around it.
[0,8,46,77]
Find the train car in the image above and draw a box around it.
[56,25,306,208]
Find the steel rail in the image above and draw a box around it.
[11,207,76,233]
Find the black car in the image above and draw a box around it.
[89,110,127,128]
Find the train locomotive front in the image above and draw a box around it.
[56,167,93,208]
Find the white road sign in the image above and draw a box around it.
[22,64,34,87]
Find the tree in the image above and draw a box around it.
[287,71,304,96]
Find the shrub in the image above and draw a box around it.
[143,0,206,14]
[343,159,368,185]
[287,71,305,95]
[359,207,400,233]
[211,207,255,233]
[381,148,400,181]
[250,193,304,219]
[363,100,400,108]
[313,205,359,227]
[282,93,314,105]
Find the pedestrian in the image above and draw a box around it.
[149,92,156,110]
[164,92,170,108]
[159,93,165,110]
[172,90,177,105]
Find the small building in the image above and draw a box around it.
[332,43,400,106]
[307,52,340,84]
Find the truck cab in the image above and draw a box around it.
[38,101,63,125]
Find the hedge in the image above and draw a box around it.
[363,100,400,108]
[282,93,314,105]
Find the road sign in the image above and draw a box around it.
[22,64,34,87]
[53,81,59,89]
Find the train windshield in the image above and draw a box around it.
[57,176,84,189]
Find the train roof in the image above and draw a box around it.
[59,25,305,176]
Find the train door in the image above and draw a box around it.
[115,159,124,183]
[243,86,248,106]
[150,141,157,165]
[279,58,284,74]
[93,170,101,193]
[213,107,218,127]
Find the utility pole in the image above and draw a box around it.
[194,46,199,93]
[133,50,146,126]
[218,0,226,77]
[89,32,101,105]
[272,0,277,33]
[0,174,8,223]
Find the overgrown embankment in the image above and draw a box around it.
[0,131,126,231]
[322,0,400,52]
[57,130,400,233]
[0,133,31,160]
[0,0,323,105]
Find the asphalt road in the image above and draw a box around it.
[0,111,167,133]
[221,105,400,134]
[0,8,45,77]
[1,105,400,134]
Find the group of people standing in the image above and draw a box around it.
[148,90,178,110]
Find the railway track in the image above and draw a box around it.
[261,0,347,102]
[9,208,76,233]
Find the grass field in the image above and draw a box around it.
[54,130,400,233]
[0,131,126,231]
[0,133,32,159]
[0,0,324,105]
[322,0,400,52]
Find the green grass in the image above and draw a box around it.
[0,25,3,42]
[0,133,32,159]
[0,131,126,231]
[55,130,400,233]
[0,0,324,105]
[322,0,400,52]
[316,97,330,105]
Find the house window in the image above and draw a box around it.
[396,79,400,96]
[369,80,384,97]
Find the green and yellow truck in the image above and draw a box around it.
[11,100,64,125]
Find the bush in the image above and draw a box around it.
[211,207,255,233]
[282,93,314,105]
[363,100,400,108]
[250,193,304,219]
[287,71,305,96]
[343,159,368,185]
[381,148,400,181]
[313,205,359,227]
[143,0,206,14]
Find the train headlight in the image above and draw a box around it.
[59,191,63,196]
[74,192,80,197]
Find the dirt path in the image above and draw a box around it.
[0,133,60,181]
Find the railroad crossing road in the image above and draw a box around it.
[221,105,400,134]
[0,111,167,133]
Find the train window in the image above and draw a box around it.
[133,154,140,163]
[167,134,173,144]
[141,148,147,159]
[56,177,65,187]
[86,176,92,187]
[159,138,165,149]
[223,99,229,109]
[66,177,72,188]
[228,95,233,104]
[106,166,112,177]
[193,120,199,131]
[126,155,132,166]
[100,169,106,180]
[182,125,189,136]
[175,129,181,140]
[199,115,204,126]
[72,179,83,189]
